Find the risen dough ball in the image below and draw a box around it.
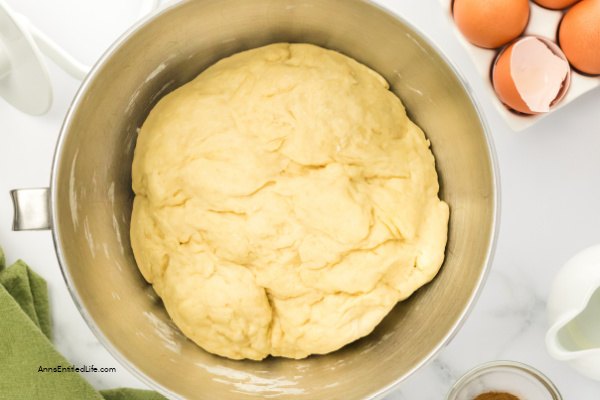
[131,43,449,360]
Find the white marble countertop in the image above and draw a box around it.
[1,0,599,398]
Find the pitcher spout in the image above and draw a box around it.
[546,318,583,361]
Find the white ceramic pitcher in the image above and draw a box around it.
[546,244,600,381]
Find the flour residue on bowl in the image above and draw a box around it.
[195,364,305,397]
[143,311,182,354]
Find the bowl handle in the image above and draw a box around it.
[10,188,51,231]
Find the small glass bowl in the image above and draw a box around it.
[447,361,562,400]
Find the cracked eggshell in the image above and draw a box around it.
[492,43,532,114]
[492,37,570,115]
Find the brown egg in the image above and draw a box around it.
[559,0,600,75]
[533,0,580,9]
[492,37,570,115]
[453,0,530,48]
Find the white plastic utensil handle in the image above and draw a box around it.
[25,20,89,80]
[19,0,161,80]
[0,44,10,79]
[139,0,160,18]
[0,0,161,115]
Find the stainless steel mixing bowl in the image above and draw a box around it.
[11,0,498,398]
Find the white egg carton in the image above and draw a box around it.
[440,0,600,131]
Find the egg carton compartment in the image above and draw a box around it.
[440,0,599,131]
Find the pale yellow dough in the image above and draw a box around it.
[131,43,449,360]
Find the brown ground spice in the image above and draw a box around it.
[473,392,520,400]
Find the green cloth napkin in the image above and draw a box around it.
[0,247,166,400]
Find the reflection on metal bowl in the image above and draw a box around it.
[24,0,499,398]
